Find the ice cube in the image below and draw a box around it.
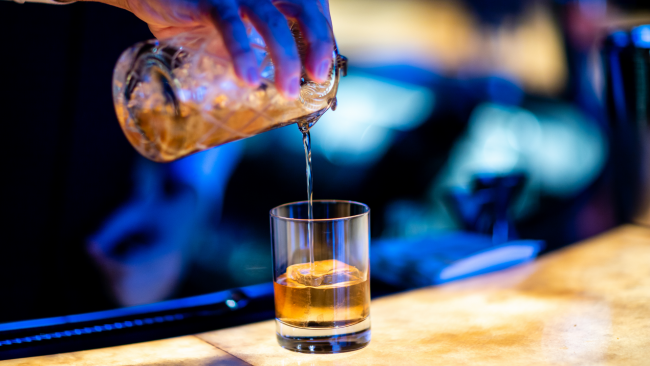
[287,259,362,287]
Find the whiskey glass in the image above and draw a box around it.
[270,200,371,354]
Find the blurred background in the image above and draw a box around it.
[1,0,650,324]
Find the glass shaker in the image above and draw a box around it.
[112,24,347,162]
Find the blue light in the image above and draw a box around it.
[225,299,237,309]
[168,141,243,200]
[239,282,273,298]
[632,25,650,48]
[0,316,201,347]
[486,76,524,106]
[372,233,544,288]
[437,103,606,201]
[610,30,629,48]
[438,241,542,282]
[296,71,435,166]
[0,282,264,332]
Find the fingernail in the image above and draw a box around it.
[246,67,260,86]
[316,60,331,80]
[287,77,300,99]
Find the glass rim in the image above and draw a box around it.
[269,199,370,222]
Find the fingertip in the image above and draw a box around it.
[275,58,302,99]
[284,2,334,83]
[206,0,260,87]
[299,27,335,83]
[233,56,261,87]
[244,66,261,87]
[280,76,301,100]
[310,59,332,83]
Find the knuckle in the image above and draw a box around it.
[219,11,241,25]
[272,1,304,18]
[272,43,300,64]
[256,5,287,28]
[311,31,333,46]
[293,11,332,43]
[296,1,321,19]
[208,0,240,23]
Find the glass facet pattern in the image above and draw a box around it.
[113,26,345,162]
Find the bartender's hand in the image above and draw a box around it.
[94,0,334,99]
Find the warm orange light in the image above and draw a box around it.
[329,0,568,96]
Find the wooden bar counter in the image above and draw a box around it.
[4,225,649,365]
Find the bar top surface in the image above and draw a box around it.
[4,224,650,365]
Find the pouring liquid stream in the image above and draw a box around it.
[299,123,315,270]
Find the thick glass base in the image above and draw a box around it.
[275,318,371,354]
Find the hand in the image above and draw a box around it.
[98,0,334,99]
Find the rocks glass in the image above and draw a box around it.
[270,200,371,354]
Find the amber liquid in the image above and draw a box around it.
[116,99,306,162]
[274,261,370,329]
